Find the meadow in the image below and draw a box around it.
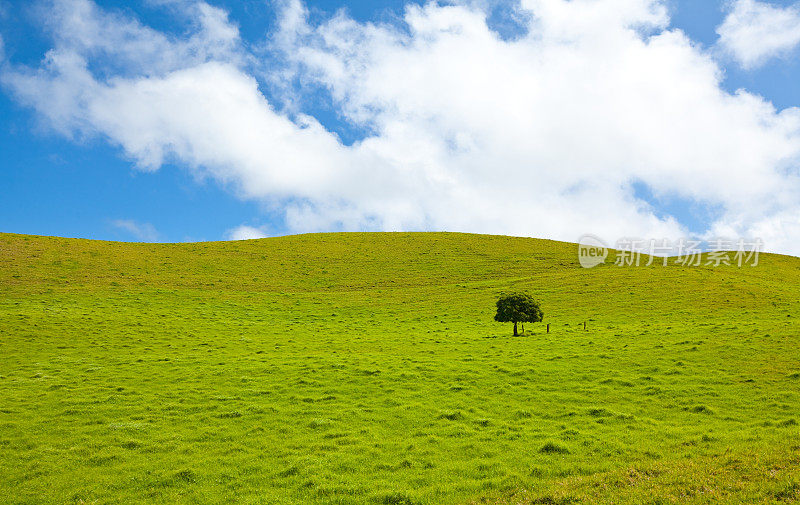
[0,232,798,504]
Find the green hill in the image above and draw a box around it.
[0,232,798,504]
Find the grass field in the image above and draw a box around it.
[1,232,799,504]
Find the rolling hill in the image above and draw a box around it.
[0,232,798,504]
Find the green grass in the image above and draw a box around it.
[0,232,798,504]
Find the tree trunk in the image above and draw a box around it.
[513,321,518,336]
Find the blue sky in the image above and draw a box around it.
[1,0,800,251]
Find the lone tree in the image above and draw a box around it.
[494,293,543,336]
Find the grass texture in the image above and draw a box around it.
[0,232,798,504]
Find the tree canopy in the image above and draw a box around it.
[494,293,543,336]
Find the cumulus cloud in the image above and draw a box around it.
[111,219,160,242]
[717,0,800,69]
[2,0,800,253]
[225,225,269,241]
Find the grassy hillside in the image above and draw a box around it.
[0,232,798,504]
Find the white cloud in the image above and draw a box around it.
[717,0,800,69]
[2,0,800,254]
[111,219,160,242]
[39,0,242,76]
[225,225,269,240]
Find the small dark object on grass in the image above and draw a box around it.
[539,441,570,454]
